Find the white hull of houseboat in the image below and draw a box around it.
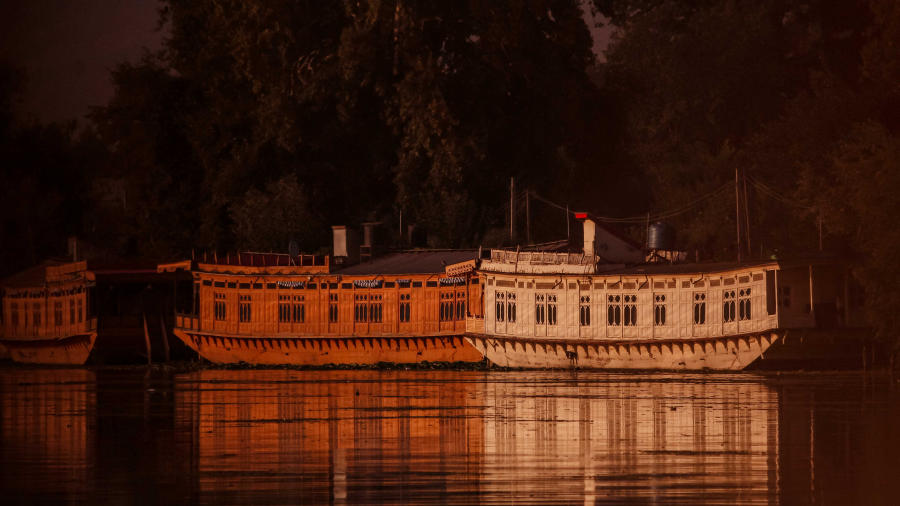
[466,331,782,370]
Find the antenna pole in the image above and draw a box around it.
[526,189,531,245]
[743,169,751,257]
[735,167,742,264]
[510,177,516,244]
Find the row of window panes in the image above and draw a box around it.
[8,300,83,328]
[440,301,465,321]
[354,303,383,323]
[495,290,752,326]
[278,303,306,323]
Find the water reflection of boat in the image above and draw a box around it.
[174,370,485,503]
[480,373,780,503]
[0,368,96,500]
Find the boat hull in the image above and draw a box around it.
[174,329,483,366]
[466,332,782,371]
[0,333,98,365]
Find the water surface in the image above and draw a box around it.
[1,367,897,504]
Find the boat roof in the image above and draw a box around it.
[0,260,64,288]
[335,250,478,276]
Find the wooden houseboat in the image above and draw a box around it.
[0,260,97,364]
[158,246,484,366]
[466,217,854,370]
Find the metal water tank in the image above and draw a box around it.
[648,222,675,250]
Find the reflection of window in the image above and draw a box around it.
[214,293,226,321]
[507,292,517,323]
[723,290,736,322]
[77,299,83,323]
[579,296,591,326]
[69,299,76,324]
[739,288,751,321]
[623,295,637,326]
[399,293,411,322]
[495,292,505,322]
[54,301,63,326]
[654,295,666,325]
[33,303,41,327]
[693,293,706,324]
[11,302,18,327]
[239,295,252,322]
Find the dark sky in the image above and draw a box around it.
[1,0,163,124]
[1,1,610,125]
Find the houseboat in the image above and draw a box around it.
[466,217,853,370]
[0,260,97,364]
[158,226,484,366]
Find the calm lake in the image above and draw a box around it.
[0,366,897,505]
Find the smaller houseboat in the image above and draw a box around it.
[0,261,97,364]
[466,217,855,370]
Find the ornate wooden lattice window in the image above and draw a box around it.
[608,295,621,326]
[77,298,83,323]
[54,301,63,326]
[10,302,18,327]
[293,295,305,323]
[214,293,226,321]
[535,294,546,324]
[495,292,505,322]
[69,299,76,324]
[354,294,369,322]
[693,293,706,324]
[623,295,638,326]
[456,291,465,320]
[739,288,751,321]
[399,293,411,322]
[723,290,736,322]
[654,295,667,325]
[328,294,339,323]
[278,295,291,323]
[579,295,591,326]
[506,292,517,323]
[239,295,252,322]
[547,294,557,325]
[369,294,383,323]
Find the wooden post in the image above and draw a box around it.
[142,312,152,365]
[735,167,742,264]
[808,265,816,327]
[159,312,171,362]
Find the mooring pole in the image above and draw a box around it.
[142,312,152,365]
